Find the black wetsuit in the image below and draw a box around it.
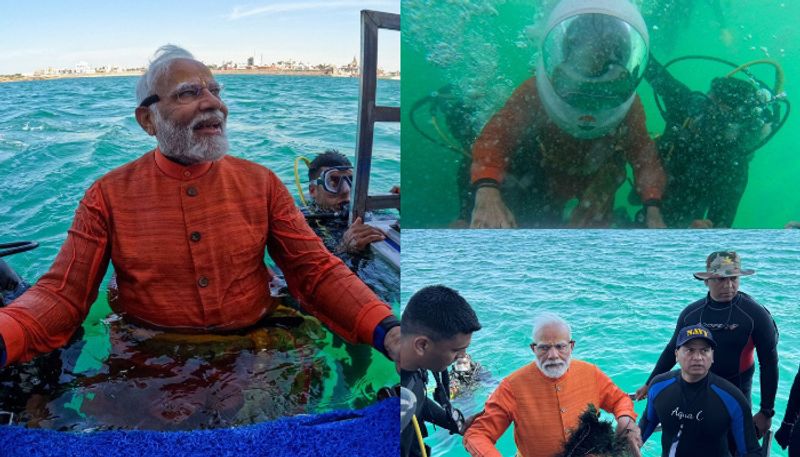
[646,292,779,412]
[645,57,759,228]
[778,365,800,456]
[400,369,460,457]
[640,370,761,456]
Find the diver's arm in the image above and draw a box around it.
[422,396,459,433]
[0,183,112,366]
[751,303,779,412]
[646,326,680,385]
[707,166,748,228]
[645,56,693,122]
[776,366,800,449]
[623,98,666,227]
[724,378,763,456]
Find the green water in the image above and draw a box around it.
[402,229,800,456]
[0,74,399,429]
[402,0,800,228]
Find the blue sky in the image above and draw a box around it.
[0,1,400,74]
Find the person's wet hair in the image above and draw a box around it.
[401,285,481,341]
[308,149,352,181]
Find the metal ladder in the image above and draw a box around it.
[350,10,400,270]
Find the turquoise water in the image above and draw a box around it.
[402,0,800,228]
[0,75,399,429]
[403,229,800,456]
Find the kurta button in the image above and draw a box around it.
[190,231,201,242]
[187,186,198,197]
[183,170,191,177]
[198,276,209,287]
[555,386,561,392]
[560,408,567,413]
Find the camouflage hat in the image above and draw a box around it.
[693,251,755,280]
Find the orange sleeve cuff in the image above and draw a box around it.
[639,186,663,202]
[354,300,394,346]
[470,164,504,185]
[0,313,26,366]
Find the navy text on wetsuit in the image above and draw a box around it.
[640,370,761,457]
[647,292,778,410]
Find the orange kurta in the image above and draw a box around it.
[471,76,665,204]
[463,359,636,457]
[0,149,393,364]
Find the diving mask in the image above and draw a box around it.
[314,166,353,194]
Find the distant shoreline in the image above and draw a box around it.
[0,69,400,84]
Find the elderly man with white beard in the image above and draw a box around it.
[464,313,642,457]
[0,45,400,368]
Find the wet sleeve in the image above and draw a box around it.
[644,57,693,123]
[781,366,800,424]
[596,365,637,420]
[623,98,666,202]
[463,380,514,457]
[264,173,394,347]
[646,317,682,384]
[638,396,660,443]
[752,302,779,411]
[422,397,457,432]
[470,77,539,184]
[0,182,112,366]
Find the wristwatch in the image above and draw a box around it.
[760,408,776,418]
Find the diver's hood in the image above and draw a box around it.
[538,0,649,139]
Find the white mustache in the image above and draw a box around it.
[190,111,226,130]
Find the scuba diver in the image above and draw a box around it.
[448,353,482,399]
[643,55,789,227]
[469,0,666,228]
[295,150,387,256]
[399,285,482,457]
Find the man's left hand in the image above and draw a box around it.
[341,217,385,253]
[616,415,642,457]
[645,206,666,229]
[384,326,400,362]
[753,411,772,439]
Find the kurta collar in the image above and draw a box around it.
[154,148,214,181]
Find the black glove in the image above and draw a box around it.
[775,421,794,450]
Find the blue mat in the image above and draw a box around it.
[0,398,399,457]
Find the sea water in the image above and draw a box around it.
[0,74,399,429]
[402,0,800,228]
[403,229,800,457]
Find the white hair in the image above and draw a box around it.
[136,44,196,106]
[531,312,572,343]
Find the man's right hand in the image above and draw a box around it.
[341,217,385,253]
[470,187,517,229]
[633,384,649,401]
